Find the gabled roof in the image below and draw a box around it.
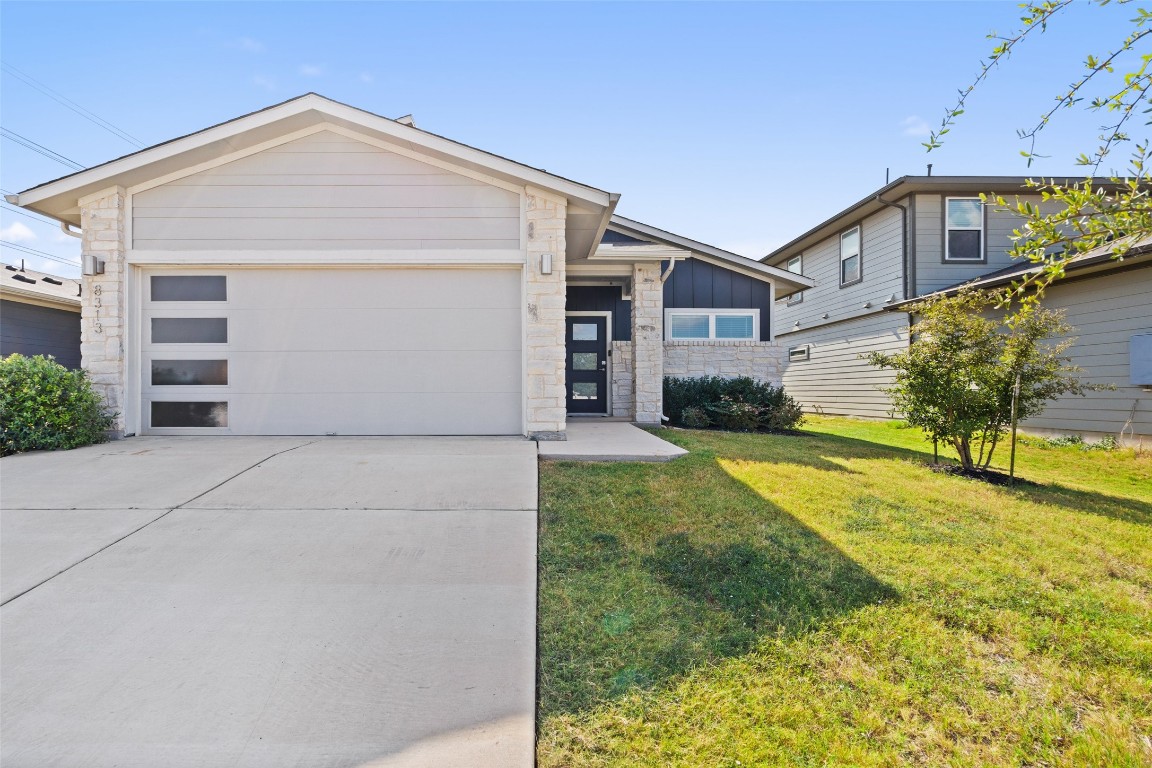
[886,234,1152,309]
[10,93,615,226]
[761,175,1127,267]
[0,264,81,310]
[606,215,815,296]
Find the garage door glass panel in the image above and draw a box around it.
[152,318,228,344]
[151,276,227,302]
[151,360,228,386]
[151,401,228,428]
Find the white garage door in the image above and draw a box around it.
[140,268,522,435]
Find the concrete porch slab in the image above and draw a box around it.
[538,422,688,462]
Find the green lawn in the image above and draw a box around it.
[537,417,1152,767]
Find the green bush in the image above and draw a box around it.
[1,354,115,456]
[664,376,804,432]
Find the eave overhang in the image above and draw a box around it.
[12,93,616,228]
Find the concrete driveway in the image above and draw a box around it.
[1,436,538,767]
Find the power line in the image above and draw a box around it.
[0,128,85,171]
[1,62,146,149]
[1,240,80,267]
[1,202,61,226]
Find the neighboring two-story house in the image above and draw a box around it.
[762,176,1152,444]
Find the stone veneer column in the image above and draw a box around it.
[79,187,128,437]
[631,261,664,425]
[524,188,567,440]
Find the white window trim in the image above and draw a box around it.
[840,226,862,286]
[945,197,985,261]
[785,255,804,304]
[664,308,760,340]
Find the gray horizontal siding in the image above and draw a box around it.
[132,130,521,251]
[663,258,773,341]
[1019,266,1152,437]
[914,193,1063,295]
[0,299,81,369]
[774,204,904,334]
[780,311,909,419]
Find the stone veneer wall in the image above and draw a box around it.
[524,188,568,440]
[79,187,128,436]
[631,262,663,424]
[663,341,786,385]
[610,341,634,418]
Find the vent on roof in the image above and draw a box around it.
[13,274,36,284]
[42,277,62,285]
[5,265,16,271]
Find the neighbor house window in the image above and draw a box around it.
[840,226,861,286]
[786,255,804,305]
[946,198,984,261]
[666,309,759,340]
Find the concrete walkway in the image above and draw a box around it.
[537,421,689,462]
[1,437,537,768]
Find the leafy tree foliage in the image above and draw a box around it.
[866,291,1092,470]
[928,0,1151,298]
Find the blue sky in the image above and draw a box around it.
[0,1,1141,277]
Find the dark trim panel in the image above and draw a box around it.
[566,285,631,341]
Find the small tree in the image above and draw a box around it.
[866,291,1090,471]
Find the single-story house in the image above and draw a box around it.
[761,176,1152,445]
[0,264,82,369]
[7,93,811,439]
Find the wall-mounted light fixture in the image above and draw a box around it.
[821,313,829,319]
[885,294,897,304]
[862,301,872,309]
[82,254,105,276]
[540,253,553,275]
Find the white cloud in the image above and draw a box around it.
[901,115,931,137]
[232,36,265,53]
[252,74,277,91]
[0,221,37,242]
[299,64,324,77]
[359,72,375,84]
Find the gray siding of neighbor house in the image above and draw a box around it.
[567,285,632,341]
[132,130,521,250]
[0,300,82,369]
[780,311,910,419]
[773,204,905,336]
[1018,265,1152,440]
[662,258,773,341]
[914,193,1063,295]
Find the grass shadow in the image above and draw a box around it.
[537,450,898,719]
[675,426,1152,527]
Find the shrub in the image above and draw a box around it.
[664,376,804,432]
[1,354,115,456]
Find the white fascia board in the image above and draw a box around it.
[18,94,612,212]
[608,215,815,292]
[0,284,81,311]
[590,244,691,262]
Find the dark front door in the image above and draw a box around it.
[566,316,608,414]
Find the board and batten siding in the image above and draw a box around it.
[780,311,910,419]
[774,204,904,335]
[132,131,521,250]
[1017,266,1152,441]
[662,259,773,341]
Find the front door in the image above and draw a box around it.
[566,316,609,414]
